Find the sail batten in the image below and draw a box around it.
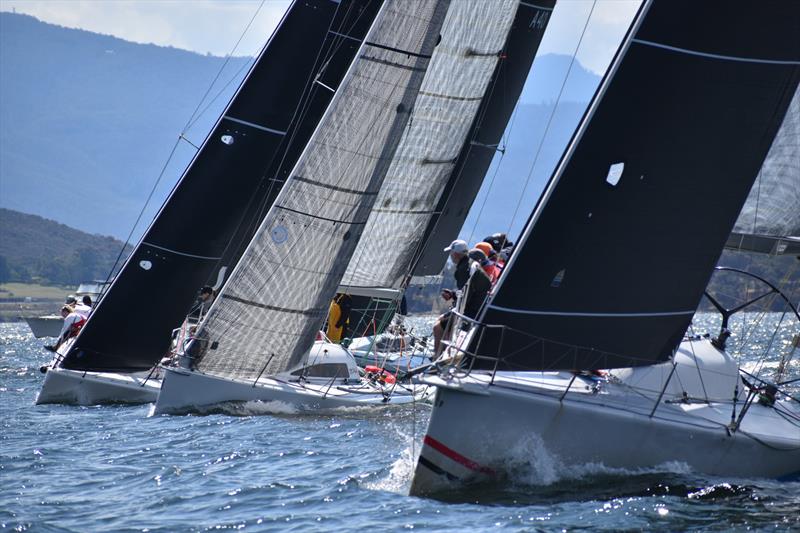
[471,0,800,371]
[195,0,450,381]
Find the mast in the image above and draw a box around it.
[339,0,527,297]
[62,0,382,372]
[469,0,800,371]
[410,0,556,278]
[194,0,450,381]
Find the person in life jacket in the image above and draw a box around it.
[472,242,500,284]
[326,293,353,343]
[45,305,86,352]
[483,232,514,269]
[463,249,493,323]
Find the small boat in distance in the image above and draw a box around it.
[23,280,110,338]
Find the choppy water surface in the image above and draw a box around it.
[1,314,798,532]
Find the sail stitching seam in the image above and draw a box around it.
[364,41,432,59]
[487,304,695,317]
[275,205,369,225]
[223,115,287,135]
[632,39,800,66]
[142,242,222,260]
[292,175,379,195]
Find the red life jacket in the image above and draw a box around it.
[68,316,87,338]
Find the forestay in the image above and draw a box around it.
[340,0,520,292]
[195,0,449,381]
[412,0,556,277]
[470,0,800,371]
[62,0,381,372]
[728,87,800,255]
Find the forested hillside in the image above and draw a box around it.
[0,208,130,285]
[0,12,250,239]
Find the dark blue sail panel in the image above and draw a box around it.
[63,0,382,372]
[471,0,800,371]
[411,0,556,277]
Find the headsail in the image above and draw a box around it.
[411,0,555,277]
[728,87,800,255]
[62,0,381,372]
[194,0,449,381]
[470,0,800,371]
[339,0,523,293]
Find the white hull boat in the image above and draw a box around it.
[154,341,431,415]
[410,339,800,495]
[24,315,63,338]
[36,338,161,405]
[36,366,161,405]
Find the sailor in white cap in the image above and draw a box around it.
[433,239,471,356]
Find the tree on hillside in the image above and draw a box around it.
[0,256,9,283]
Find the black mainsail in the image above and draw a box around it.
[410,0,556,278]
[62,0,382,372]
[470,0,800,371]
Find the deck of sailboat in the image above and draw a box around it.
[420,368,800,442]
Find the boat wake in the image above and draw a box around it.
[362,430,420,494]
[148,399,301,417]
[503,433,693,487]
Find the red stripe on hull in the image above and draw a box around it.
[423,435,495,475]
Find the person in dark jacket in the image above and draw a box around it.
[433,239,470,357]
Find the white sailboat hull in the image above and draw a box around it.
[24,316,63,338]
[410,343,800,495]
[153,366,428,415]
[36,366,160,405]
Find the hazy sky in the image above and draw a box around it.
[0,0,640,73]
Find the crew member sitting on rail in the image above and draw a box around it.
[473,242,500,284]
[45,305,87,352]
[432,239,470,357]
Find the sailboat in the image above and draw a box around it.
[36,0,381,405]
[343,0,556,371]
[153,0,452,415]
[409,0,800,495]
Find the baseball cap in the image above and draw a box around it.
[443,239,468,254]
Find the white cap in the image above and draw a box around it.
[444,239,468,254]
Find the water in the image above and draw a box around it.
[2,315,799,532]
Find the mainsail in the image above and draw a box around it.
[195,0,449,381]
[470,0,800,371]
[411,0,555,277]
[62,0,381,372]
[728,86,800,255]
[339,0,522,293]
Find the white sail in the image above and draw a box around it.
[340,0,520,291]
[732,86,800,242]
[193,0,449,381]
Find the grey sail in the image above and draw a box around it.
[194,0,449,381]
[728,86,800,255]
[411,0,555,277]
[340,0,520,293]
